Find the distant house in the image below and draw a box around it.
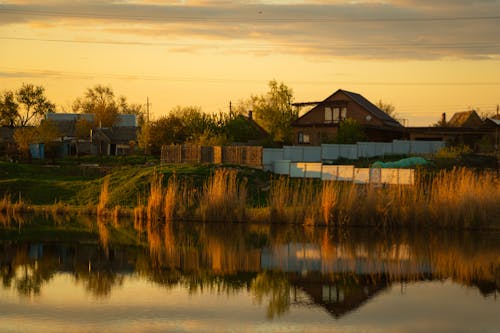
[0,127,15,156]
[32,113,138,158]
[406,110,492,147]
[291,89,403,145]
[447,110,483,128]
[91,126,138,156]
[228,111,270,145]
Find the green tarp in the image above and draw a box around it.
[372,157,428,168]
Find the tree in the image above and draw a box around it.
[73,85,119,127]
[247,80,297,144]
[13,126,37,160]
[118,96,145,127]
[376,100,398,118]
[335,119,366,144]
[137,121,152,155]
[0,90,18,127]
[16,83,55,126]
[36,119,61,162]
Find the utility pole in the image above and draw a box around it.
[146,97,151,123]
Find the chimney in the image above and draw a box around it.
[441,113,446,126]
[248,110,253,120]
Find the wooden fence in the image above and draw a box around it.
[161,144,262,167]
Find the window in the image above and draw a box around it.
[325,106,347,123]
[341,107,347,119]
[325,107,332,122]
[333,107,340,122]
[298,132,310,144]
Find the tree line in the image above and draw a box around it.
[1,80,300,157]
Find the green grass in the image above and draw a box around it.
[0,160,271,208]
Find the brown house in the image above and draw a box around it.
[292,89,403,145]
[406,110,493,148]
[447,110,483,128]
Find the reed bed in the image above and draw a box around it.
[198,169,247,222]
[264,167,499,228]
[97,176,110,218]
[2,167,498,229]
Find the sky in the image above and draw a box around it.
[0,0,499,126]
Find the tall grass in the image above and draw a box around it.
[97,176,110,217]
[163,175,179,222]
[2,166,497,229]
[427,168,498,227]
[198,169,247,222]
[265,167,499,228]
[147,173,164,226]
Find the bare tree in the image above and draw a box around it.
[16,83,55,126]
[0,90,18,127]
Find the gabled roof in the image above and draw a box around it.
[447,110,482,127]
[293,89,402,127]
[92,127,137,144]
[339,90,401,127]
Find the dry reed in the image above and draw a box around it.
[147,173,164,226]
[198,168,247,222]
[163,175,179,222]
[97,176,110,217]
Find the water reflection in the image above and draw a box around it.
[0,216,498,320]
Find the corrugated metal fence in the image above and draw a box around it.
[161,144,262,167]
[274,161,415,185]
[263,140,445,171]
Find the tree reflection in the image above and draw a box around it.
[0,217,499,317]
[251,271,291,319]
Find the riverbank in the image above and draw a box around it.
[1,160,499,229]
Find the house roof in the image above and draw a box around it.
[339,90,401,127]
[0,127,15,143]
[92,127,137,144]
[447,110,481,127]
[483,118,500,127]
[293,89,402,128]
[53,120,76,137]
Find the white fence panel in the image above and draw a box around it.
[321,144,340,160]
[369,168,382,184]
[273,160,291,175]
[392,140,411,155]
[339,145,358,160]
[290,162,306,178]
[353,168,370,184]
[398,169,415,185]
[411,141,433,154]
[303,147,322,162]
[357,142,377,158]
[263,148,284,171]
[375,142,391,156]
[304,163,323,178]
[430,141,445,153]
[337,165,355,181]
[321,165,337,180]
[381,169,400,184]
[283,146,304,162]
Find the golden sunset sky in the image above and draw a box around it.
[0,0,499,126]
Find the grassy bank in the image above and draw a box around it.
[1,160,499,228]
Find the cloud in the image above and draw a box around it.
[0,1,499,60]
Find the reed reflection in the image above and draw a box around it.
[0,217,498,318]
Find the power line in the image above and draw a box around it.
[1,7,500,23]
[2,67,500,86]
[1,36,499,51]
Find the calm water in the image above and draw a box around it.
[0,216,499,333]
